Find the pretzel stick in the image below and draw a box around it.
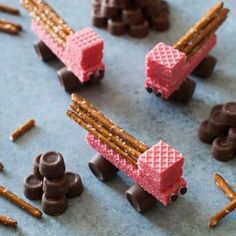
[183,8,229,55]
[0,4,20,15]
[70,103,141,160]
[0,22,19,35]
[209,198,236,228]
[215,173,235,200]
[0,19,22,31]
[0,186,42,218]
[174,2,223,51]
[0,215,17,228]
[67,110,137,166]
[71,94,148,153]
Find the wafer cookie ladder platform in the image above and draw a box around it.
[145,2,229,103]
[21,0,105,92]
[67,94,187,213]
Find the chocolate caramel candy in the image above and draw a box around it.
[42,194,67,216]
[43,175,68,199]
[210,104,223,117]
[65,172,84,198]
[208,111,228,136]
[33,154,43,180]
[129,20,149,38]
[108,18,128,36]
[92,0,101,9]
[39,152,65,179]
[198,120,217,144]
[222,102,236,127]
[151,12,170,31]
[92,8,108,28]
[211,137,235,162]
[109,0,126,8]
[101,1,121,19]
[227,128,236,147]
[24,175,43,200]
[122,7,143,25]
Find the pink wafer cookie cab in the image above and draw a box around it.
[86,133,187,210]
[145,34,217,100]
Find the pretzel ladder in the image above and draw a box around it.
[174,2,229,60]
[67,94,149,166]
[21,0,74,47]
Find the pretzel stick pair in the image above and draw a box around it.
[209,173,236,228]
[0,185,42,218]
[0,215,17,228]
[0,4,20,15]
[71,94,148,153]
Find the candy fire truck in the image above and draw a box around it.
[21,0,105,92]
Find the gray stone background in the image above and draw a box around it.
[0,0,236,235]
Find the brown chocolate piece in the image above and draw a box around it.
[210,104,223,117]
[65,172,84,198]
[92,10,108,28]
[198,120,217,144]
[109,0,126,8]
[101,1,121,19]
[33,154,43,180]
[211,137,235,162]
[126,184,156,213]
[192,55,217,78]
[108,18,128,36]
[151,12,170,32]
[57,67,82,92]
[33,40,57,62]
[129,20,149,38]
[208,111,228,136]
[43,175,68,199]
[227,128,236,147]
[123,8,143,25]
[42,194,67,216]
[92,0,102,9]
[88,153,119,182]
[39,152,65,179]
[222,102,236,127]
[24,175,43,201]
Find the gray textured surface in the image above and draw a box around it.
[0,0,236,235]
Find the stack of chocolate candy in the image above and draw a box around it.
[92,0,170,38]
[198,102,236,161]
[24,152,83,216]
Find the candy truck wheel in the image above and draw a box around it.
[191,55,217,78]
[179,187,187,195]
[169,78,196,103]
[88,153,119,182]
[146,87,153,93]
[33,40,57,62]
[170,194,178,202]
[57,67,82,92]
[126,184,156,213]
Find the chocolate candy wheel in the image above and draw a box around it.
[101,2,121,19]
[191,55,217,78]
[33,154,43,180]
[126,184,156,213]
[151,12,170,32]
[43,175,68,199]
[227,128,236,148]
[208,111,228,136]
[88,153,118,182]
[42,194,67,216]
[24,175,43,201]
[39,152,65,179]
[57,67,83,92]
[108,18,128,36]
[211,137,235,162]
[198,120,217,144]
[65,172,84,198]
[222,102,236,127]
[122,8,143,25]
[169,78,196,103]
[129,20,149,38]
[210,104,223,117]
[33,40,57,62]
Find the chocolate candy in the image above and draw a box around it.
[191,55,217,78]
[198,120,217,144]
[43,175,68,199]
[101,1,121,19]
[65,172,84,198]
[211,137,235,162]
[108,18,128,36]
[222,102,236,127]
[42,194,67,216]
[227,128,236,147]
[210,104,223,117]
[92,10,108,28]
[57,67,82,92]
[109,0,126,8]
[92,0,101,9]
[123,8,143,25]
[129,20,149,38]
[88,153,118,182]
[208,111,228,136]
[39,152,65,179]
[33,40,57,62]
[24,175,43,200]
[33,154,43,180]
[151,12,170,32]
